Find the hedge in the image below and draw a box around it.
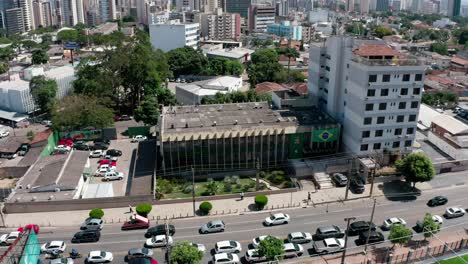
[89,208,104,219]
[199,201,213,215]
[136,203,153,217]
[255,195,268,210]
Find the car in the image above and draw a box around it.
[93,139,111,145]
[95,166,112,177]
[347,221,376,236]
[74,144,90,151]
[122,215,150,230]
[127,248,153,259]
[106,149,122,157]
[427,196,448,207]
[71,230,101,243]
[41,241,66,253]
[144,224,175,238]
[199,220,225,234]
[382,217,407,230]
[128,258,158,264]
[215,240,242,254]
[103,171,124,181]
[213,253,239,264]
[86,251,113,263]
[73,141,87,148]
[331,173,348,187]
[0,130,10,138]
[42,120,52,126]
[283,243,304,258]
[264,213,290,226]
[245,249,268,263]
[350,177,365,194]
[80,218,103,230]
[145,235,173,248]
[89,150,104,158]
[414,215,443,233]
[50,258,74,264]
[444,207,466,219]
[356,231,385,245]
[433,214,444,224]
[92,142,109,150]
[313,238,345,254]
[0,231,20,245]
[55,145,71,152]
[287,232,313,244]
[191,243,206,253]
[252,235,279,248]
[132,135,147,142]
[18,144,29,156]
[313,226,345,240]
[120,115,132,121]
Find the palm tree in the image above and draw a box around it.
[279,47,300,82]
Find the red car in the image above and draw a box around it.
[18,224,40,234]
[58,138,74,147]
[99,160,117,167]
[121,215,150,231]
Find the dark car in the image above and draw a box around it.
[350,178,365,194]
[106,149,122,157]
[313,225,345,240]
[347,221,376,236]
[331,173,348,187]
[356,231,385,245]
[144,224,175,238]
[71,230,100,243]
[92,142,109,150]
[427,196,448,207]
[93,138,111,145]
[74,144,90,151]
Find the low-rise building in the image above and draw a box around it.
[267,21,303,40]
[88,22,119,35]
[175,76,243,105]
[204,47,254,63]
[428,115,468,160]
[149,21,200,52]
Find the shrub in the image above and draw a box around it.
[255,195,268,210]
[199,201,213,215]
[271,174,285,185]
[89,208,104,219]
[183,185,193,194]
[224,176,231,183]
[224,182,232,192]
[136,203,152,217]
[248,181,256,189]
[231,176,240,184]
[235,183,242,189]
[242,184,250,192]
[158,179,173,194]
[258,183,268,190]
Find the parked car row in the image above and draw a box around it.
[331,173,365,194]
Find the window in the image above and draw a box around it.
[362,131,370,138]
[367,89,376,97]
[405,140,412,147]
[373,143,381,150]
[394,128,402,135]
[361,144,369,151]
[409,114,417,122]
[375,130,383,137]
[400,88,408,95]
[411,101,419,109]
[364,117,372,125]
[392,141,400,148]
[382,74,391,82]
[415,74,423,81]
[365,104,374,111]
[379,103,387,110]
[413,88,421,95]
[407,127,414,134]
[377,116,385,124]
[369,75,377,83]
[399,102,406,109]
[381,89,389,96]
[325,66,330,71]
[396,115,404,123]
[403,74,410,82]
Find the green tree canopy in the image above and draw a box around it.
[57,29,78,43]
[200,90,271,105]
[21,40,38,51]
[277,47,300,81]
[30,76,57,114]
[258,235,284,260]
[32,49,49,64]
[346,22,365,35]
[422,91,458,107]
[373,26,393,38]
[421,213,441,240]
[395,153,435,188]
[203,57,244,76]
[388,224,412,247]
[430,42,448,55]
[0,62,8,75]
[248,48,288,85]
[170,241,203,264]
[134,96,159,125]
[166,46,208,77]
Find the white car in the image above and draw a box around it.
[94,166,112,177]
[103,171,124,181]
[313,238,345,254]
[382,217,407,230]
[283,243,304,258]
[87,251,114,263]
[264,213,290,226]
[252,235,279,248]
[89,150,104,158]
[41,241,66,254]
[245,249,269,263]
[287,232,313,244]
[444,207,466,219]
[145,235,173,248]
[55,145,71,152]
[191,243,206,253]
[433,215,443,224]
[213,253,240,264]
[0,130,9,138]
[215,240,242,254]
[131,135,147,142]
[0,231,20,245]
[50,258,74,264]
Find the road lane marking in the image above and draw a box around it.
[303,220,328,225]
[386,208,408,213]
[332,208,353,213]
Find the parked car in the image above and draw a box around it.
[252,235,279,248]
[264,213,290,226]
[93,139,111,145]
[18,144,29,156]
[122,215,149,231]
[191,243,206,253]
[42,120,52,126]
[144,224,175,238]
[74,144,90,151]
[106,149,122,157]
[103,171,124,181]
[245,249,268,263]
[215,240,241,254]
[89,150,104,158]
[331,173,347,187]
[94,166,112,177]
[213,253,239,264]
[41,241,66,253]
[356,231,385,245]
[71,230,101,243]
[132,135,147,143]
[350,177,365,194]
[128,258,158,264]
[444,207,466,219]
[50,258,74,264]
[313,238,345,254]
[427,196,448,207]
[347,221,376,236]
[313,226,345,240]
[127,248,153,259]
[86,251,113,263]
[120,115,132,121]
[0,231,21,246]
[0,130,10,138]
[382,217,407,230]
[283,243,304,258]
[80,218,103,230]
[287,232,312,244]
[414,215,443,233]
[199,220,225,234]
[92,142,109,150]
[55,145,71,152]
[145,235,173,248]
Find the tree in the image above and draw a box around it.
[457,29,468,45]
[422,91,458,107]
[170,241,203,264]
[278,47,300,81]
[30,76,57,114]
[373,26,393,38]
[0,62,7,75]
[421,213,440,240]
[430,42,448,55]
[199,202,213,215]
[57,29,78,43]
[257,236,284,260]
[255,195,268,210]
[122,15,137,22]
[136,203,153,217]
[167,47,208,77]
[395,153,435,188]
[248,49,287,86]
[21,40,38,51]
[134,96,159,125]
[89,208,104,219]
[388,224,412,247]
[31,49,49,64]
[346,22,365,35]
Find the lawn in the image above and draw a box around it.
[439,254,468,264]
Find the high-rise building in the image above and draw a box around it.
[5,7,25,34]
[41,1,53,26]
[136,0,148,23]
[226,0,251,18]
[98,0,116,22]
[308,36,424,155]
[32,0,44,27]
[1,0,15,29]
[17,0,34,30]
[248,4,275,32]
[200,9,241,40]
[360,0,369,13]
[275,0,289,16]
[62,0,79,26]
[392,0,401,10]
[149,21,199,52]
[447,0,461,17]
[346,0,354,11]
[76,0,85,23]
[376,0,389,10]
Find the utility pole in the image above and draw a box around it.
[255,158,260,191]
[364,198,377,254]
[345,158,353,200]
[191,167,196,216]
[165,221,171,264]
[341,217,356,264]
[369,161,376,197]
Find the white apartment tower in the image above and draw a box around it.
[308,36,425,156]
[149,21,199,52]
[62,0,79,25]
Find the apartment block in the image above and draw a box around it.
[149,21,199,52]
[248,4,276,33]
[200,9,241,41]
[308,36,425,156]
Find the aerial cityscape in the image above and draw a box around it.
[0,0,467,263]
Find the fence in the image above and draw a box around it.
[59,129,102,141]
[39,130,58,157]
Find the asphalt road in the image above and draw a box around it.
[30,185,468,264]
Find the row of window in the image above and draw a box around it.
[369,74,423,83]
[365,101,419,111]
[360,140,412,151]
[362,127,415,138]
[367,88,421,97]
[363,114,417,125]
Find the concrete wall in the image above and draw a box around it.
[428,131,468,160]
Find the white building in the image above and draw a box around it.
[199,9,240,41]
[148,11,169,24]
[149,21,199,52]
[175,76,243,105]
[308,36,425,156]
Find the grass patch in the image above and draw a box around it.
[438,254,468,264]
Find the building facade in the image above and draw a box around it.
[149,21,200,52]
[5,8,25,34]
[225,0,251,18]
[376,0,389,11]
[200,10,241,40]
[267,21,302,40]
[248,4,275,33]
[448,0,461,17]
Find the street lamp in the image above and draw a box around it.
[341,217,356,264]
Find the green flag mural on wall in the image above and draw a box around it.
[288,133,304,159]
[313,128,339,143]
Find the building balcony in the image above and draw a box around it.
[352,55,422,67]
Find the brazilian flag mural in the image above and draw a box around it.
[20,230,40,264]
[312,128,339,143]
[288,133,304,159]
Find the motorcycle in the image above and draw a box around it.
[70,249,82,259]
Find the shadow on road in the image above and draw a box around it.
[379,180,421,202]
